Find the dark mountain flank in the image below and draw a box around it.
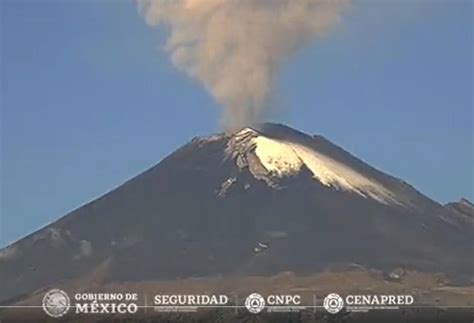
[1,123,472,303]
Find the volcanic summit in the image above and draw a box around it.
[0,123,472,305]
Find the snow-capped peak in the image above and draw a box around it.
[227,125,402,205]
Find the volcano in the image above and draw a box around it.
[0,123,472,306]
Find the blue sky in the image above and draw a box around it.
[1,0,472,247]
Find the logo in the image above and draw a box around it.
[42,289,70,318]
[323,293,344,314]
[153,294,229,312]
[74,292,139,314]
[245,293,265,314]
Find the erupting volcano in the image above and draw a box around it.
[1,123,472,313]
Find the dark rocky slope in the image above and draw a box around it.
[1,123,472,303]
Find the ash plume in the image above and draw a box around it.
[138,0,349,130]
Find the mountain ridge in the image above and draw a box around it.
[1,123,472,304]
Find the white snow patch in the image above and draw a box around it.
[252,136,400,204]
[235,127,258,138]
[80,240,92,257]
[74,240,92,259]
[252,137,303,177]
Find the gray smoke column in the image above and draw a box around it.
[138,0,349,130]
